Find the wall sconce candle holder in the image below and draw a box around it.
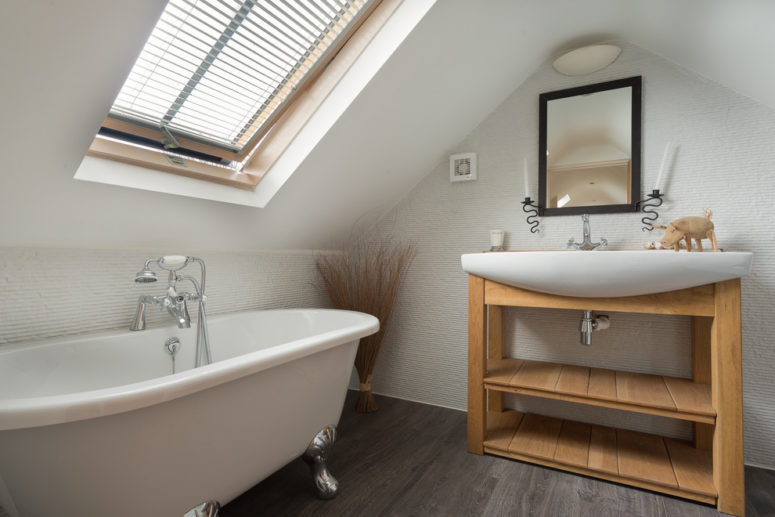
[638,189,664,232]
[522,197,541,234]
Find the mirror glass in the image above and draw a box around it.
[538,76,641,216]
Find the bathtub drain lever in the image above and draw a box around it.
[165,337,181,374]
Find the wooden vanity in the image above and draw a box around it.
[467,275,744,516]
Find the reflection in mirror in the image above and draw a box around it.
[539,76,641,216]
[547,87,631,207]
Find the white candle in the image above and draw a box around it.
[653,142,671,192]
[523,158,530,198]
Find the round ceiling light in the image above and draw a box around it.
[552,44,621,76]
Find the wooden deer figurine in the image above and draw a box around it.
[655,209,719,252]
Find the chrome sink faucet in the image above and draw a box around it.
[567,214,608,251]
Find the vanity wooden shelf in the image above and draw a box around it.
[467,276,745,516]
[486,358,714,424]
[485,410,716,505]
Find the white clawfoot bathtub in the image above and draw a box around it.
[0,309,378,517]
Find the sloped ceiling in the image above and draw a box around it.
[1,0,773,250]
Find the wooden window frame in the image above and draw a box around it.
[87,0,401,191]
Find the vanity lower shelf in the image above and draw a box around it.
[485,410,716,504]
[486,358,714,424]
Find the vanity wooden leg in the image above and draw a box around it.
[488,305,504,413]
[711,279,745,516]
[468,275,487,454]
[691,316,713,450]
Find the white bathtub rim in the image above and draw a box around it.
[0,308,378,431]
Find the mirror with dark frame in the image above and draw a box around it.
[538,76,641,216]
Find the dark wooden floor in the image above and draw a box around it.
[223,391,775,517]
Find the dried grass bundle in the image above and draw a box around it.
[316,237,415,412]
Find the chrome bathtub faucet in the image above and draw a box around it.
[130,276,193,331]
[131,294,185,331]
[567,214,608,251]
[130,255,213,367]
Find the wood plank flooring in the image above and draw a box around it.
[222,391,775,517]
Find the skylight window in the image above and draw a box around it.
[108,0,375,155]
[85,0,399,195]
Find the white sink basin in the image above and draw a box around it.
[461,250,753,298]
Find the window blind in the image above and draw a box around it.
[109,0,373,153]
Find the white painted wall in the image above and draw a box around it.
[366,44,775,469]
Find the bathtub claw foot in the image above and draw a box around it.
[302,425,339,499]
[183,500,220,517]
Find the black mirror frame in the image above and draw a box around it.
[538,76,642,216]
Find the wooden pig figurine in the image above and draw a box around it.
[655,210,719,252]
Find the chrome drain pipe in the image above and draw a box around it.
[579,310,610,345]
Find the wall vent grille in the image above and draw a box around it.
[450,152,477,182]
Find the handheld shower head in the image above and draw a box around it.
[159,255,191,271]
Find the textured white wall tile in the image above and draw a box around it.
[0,248,330,344]
[369,44,775,467]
